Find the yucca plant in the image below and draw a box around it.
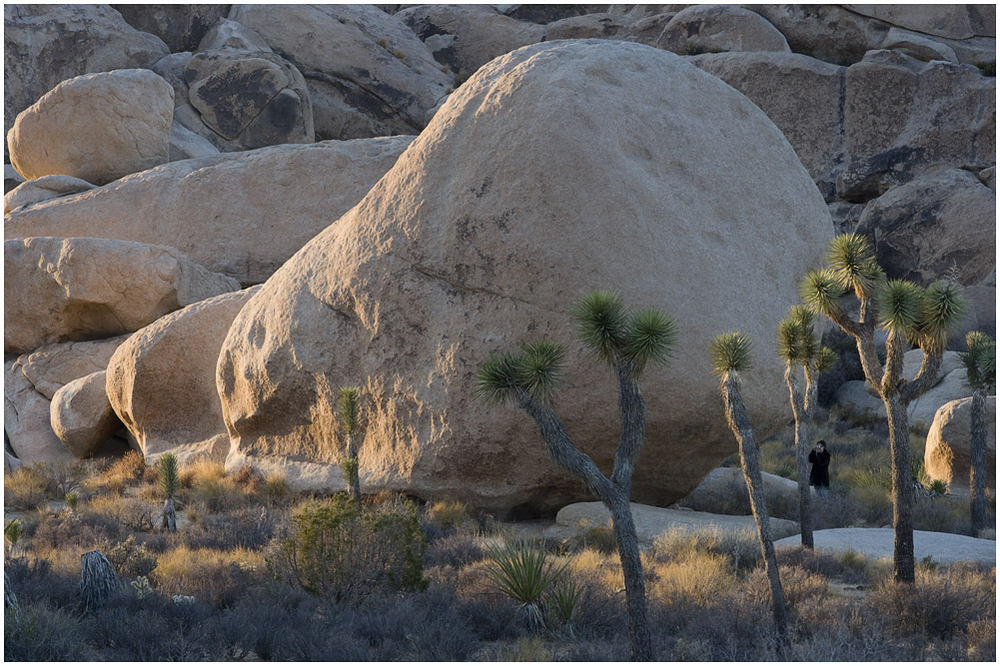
[338,387,362,503]
[157,453,178,532]
[545,577,582,637]
[709,332,787,638]
[485,540,567,632]
[960,330,995,535]
[477,289,676,661]
[777,305,837,549]
[799,233,966,582]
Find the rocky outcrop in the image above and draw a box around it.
[842,5,995,41]
[545,13,629,41]
[4,237,240,353]
[7,70,174,185]
[908,369,975,429]
[4,176,95,215]
[656,5,790,55]
[217,40,832,511]
[5,137,413,284]
[197,17,271,52]
[4,337,125,465]
[834,380,884,415]
[168,121,220,162]
[111,4,230,52]
[3,5,168,141]
[228,4,451,140]
[674,467,801,521]
[882,27,958,63]
[107,287,259,465]
[184,49,314,150]
[924,396,997,489]
[50,371,120,458]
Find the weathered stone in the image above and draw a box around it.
[855,168,995,284]
[151,52,194,108]
[5,137,413,284]
[748,5,891,66]
[184,50,314,150]
[198,17,271,52]
[7,70,174,185]
[4,338,125,465]
[979,166,996,191]
[168,122,220,162]
[834,380,884,415]
[111,4,230,52]
[883,27,958,63]
[4,164,25,193]
[690,51,845,199]
[844,4,995,40]
[545,13,628,41]
[4,237,240,354]
[50,371,120,458]
[398,4,545,77]
[229,4,451,140]
[924,396,996,489]
[108,288,260,465]
[499,5,610,24]
[4,175,95,215]
[657,5,789,55]
[674,467,801,521]
[557,502,800,542]
[3,5,168,141]
[908,369,974,429]
[217,41,832,511]
[902,349,964,385]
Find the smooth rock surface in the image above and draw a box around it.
[924,396,997,489]
[4,137,414,284]
[882,27,958,63]
[834,380,884,415]
[218,40,832,510]
[198,17,272,52]
[108,287,260,465]
[111,4,230,52]
[4,237,240,353]
[656,4,789,54]
[674,466,801,521]
[7,69,174,185]
[844,5,995,40]
[50,371,120,458]
[557,502,801,542]
[545,12,629,41]
[229,4,451,140]
[4,175,95,214]
[908,369,974,428]
[902,349,963,385]
[168,121,220,162]
[776,528,996,565]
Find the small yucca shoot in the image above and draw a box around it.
[339,387,363,503]
[158,453,178,500]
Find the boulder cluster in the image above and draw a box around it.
[4,5,995,510]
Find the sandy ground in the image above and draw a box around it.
[775,528,996,565]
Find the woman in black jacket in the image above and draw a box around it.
[809,440,831,497]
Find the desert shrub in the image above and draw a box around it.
[494,636,555,661]
[182,506,282,552]
[651,526,760,572]
[912,493,970,535]
[90,451,147,494]
[648,549,737,606]
[31,510,118,551]
[151,545,265,608]
[4,557,80,610]
[179,458,225,488]
[965,617,996,661]
[259,473,291,505]
[484,540,570,631]
[4,601,90,660]
[5,465,59,509]
[777,545,873,585]
[424,500,475,535]
[105,534,157,581]
[84,592,214,660]
[844,483,891,526]
[424,531,484,569]
[87,495,155,532]
[273,494,426,601]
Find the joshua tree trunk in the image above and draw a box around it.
[607,486,652,660]
[346,434,361,504]
[160,498,176,532]
[969,389,989,535]
[785,363,814,549]
[721,373,788,638]
[884,395,915,583]
[80,550,121,612]
[4,570,18,620]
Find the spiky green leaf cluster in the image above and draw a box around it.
[874,279,967,351]
[915,281,967,351]
[799,269,846,317]
[338,387,361,437]
[476,340,566,405]
[827,233,883,297]
[710,332,752,375]
[777,305,819,363]
[158,453,178,500]
[876,279,925,333]
[572,290,676,370]
[813,346,838,373]
[960,331,995,391]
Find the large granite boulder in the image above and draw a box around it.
[50,371,121,458]
[217,40,832,511]
[5,137,413,285]
[545,13,630,41]
[228,4,451,140]
[183,49,314,150]
[397,4,545,78]
[924,396,997,490]
[843,4,995,41]
[882,27,958,63]
[4,237,240,354]
[7,70,174,185]
[908,369,975,428]
[108,287,260,465]
[111,4,230,52]
[673,466,800,521]
[656,5,789,55]
[3,5,168,142]
[4,175,95,215]
[4,337,126,465]
[198,17,271,52]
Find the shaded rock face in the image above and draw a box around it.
[4,238,240,354]
[7,69,174,185]
[198,17,270,52]
[184,50,314,150]
[655,4,790,55]
[107,287,260,465]
[4,175,95,215]
[3,4,168,142]
[5,137,414,285]
[924,396,996,490]
[228,4,451,140]
[4,337,126,465]
[908,369,975,429]
[111,4,230,52]
[218,40,832,512]
[843,4,995,41]
[674,467,801,521]
[50,371,120,458]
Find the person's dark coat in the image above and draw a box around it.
[809,449,831,487]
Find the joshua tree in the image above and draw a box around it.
[709,332,788,638]
[158,453,178,532]
[477,290,676,661]
[799,234,965,582]
[960,331,995,535]
[338,387,362,503]
[777,306,837,549]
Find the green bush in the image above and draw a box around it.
[275,495,426,601]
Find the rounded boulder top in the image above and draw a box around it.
[218,39,833,512]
